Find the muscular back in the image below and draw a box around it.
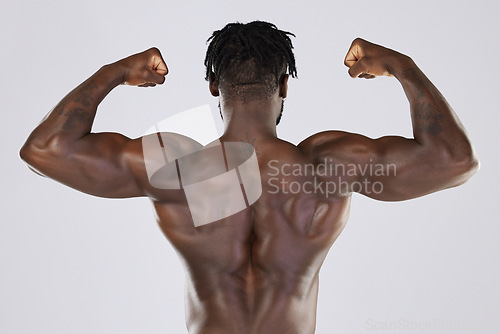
[141,135,351,334]
[20,39,478,334]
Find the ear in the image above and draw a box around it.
[209,72,219,97]
[279,74,289,99]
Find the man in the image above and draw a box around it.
[20,21,478,333]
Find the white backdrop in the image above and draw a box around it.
[1,0,498,333]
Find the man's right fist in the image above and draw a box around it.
[116,47,168,87]
[344,38,412,79]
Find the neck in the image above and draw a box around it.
[220,96,281,141]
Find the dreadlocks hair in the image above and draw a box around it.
[204,21,297,102]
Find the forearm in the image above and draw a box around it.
[393,58,476,162]
[23,63,124,151]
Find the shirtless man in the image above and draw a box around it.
[20,21,479,333]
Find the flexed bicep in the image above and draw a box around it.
[300,131,475,201]
[22,132,146,198]
[347,135,469,201]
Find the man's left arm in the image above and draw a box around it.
[300,39,479,201]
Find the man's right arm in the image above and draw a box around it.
[300,38,479,201]
[20,48,168,198]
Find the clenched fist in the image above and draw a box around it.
[344,38,413,79]
[115,47,168,87]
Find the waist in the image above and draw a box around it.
[186,264,318,298]
[184,269,319,334]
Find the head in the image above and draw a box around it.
[204,21,297,125]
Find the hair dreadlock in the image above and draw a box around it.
[204,21,297,101]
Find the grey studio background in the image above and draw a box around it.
[1,0,498,333]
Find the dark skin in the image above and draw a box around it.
[20,39,478,333]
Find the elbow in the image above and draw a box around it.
[19,143,30,163]
[443,145,480,186]
[466,149,480,175]
[19,144,45,177]
[455,142,480,175]
[20,135,69,174]
[19,139,42,174]
[457,153,479,182]
[19,142,43,176]
[464,151,480,179]
[19,140,38,166]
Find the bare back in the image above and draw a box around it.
[20,38,478,334]
[144,136,351,334]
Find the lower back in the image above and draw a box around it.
[183,262,320,334]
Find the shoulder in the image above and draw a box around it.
[121,132,206,198]
[298,130,349,149]
[124,132,204,160]
[298,130,376,162]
